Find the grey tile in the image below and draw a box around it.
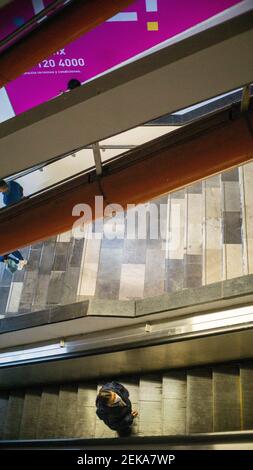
[27,249,42,271]
[144,248,165,297]
[221,168,239,181]
[61,267,81,304]
[205,175,221,188]
[187,182,203,194]
[33,274,51,307]
[170,189,185,199]
[0,287,9,314]
[19,271,38,308]
[0,268,13,287]
[223,211,242,244]
[165,259,184,293]
[53,242,70,271]
[47,271,65,304]
[95,248,122,300]
[184,263,202,288]
[123,239,147,264]
[70,239,84,267]
[39,242,56,274]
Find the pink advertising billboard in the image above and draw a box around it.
[2,0,243,119]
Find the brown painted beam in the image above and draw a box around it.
[0,0,134,87]
[0,109,252,255]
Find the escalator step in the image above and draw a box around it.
[74,384,97,438]
[186,368,213,433]
[162,371,187,435]
[213,365,241,432]
[36,386,59,439]
[55,385,78,438]
[240,364,253,429]
[3,390,25,439]
[0,392,9,439]
[19,389,42,439]
[139,375,162,436]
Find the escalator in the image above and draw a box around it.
[1,361,253,448]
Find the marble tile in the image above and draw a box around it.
[223,211,242,244]
[46,271,65,304]
[165,259,184,293]
[6,282,23,313]
[53,242,70,271]
[119,264,145,300]
[224,244,243,279]
[221,168,239,181]
[223,182,241,212]
[39,241,56,274]
[187,193,203,255]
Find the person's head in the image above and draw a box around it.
[0,179,8,193]
[98,389,125,407]
[67,79,81,90]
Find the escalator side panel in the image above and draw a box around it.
[162,371,187,435]
[186,368,213,433]
[3,390,25,439]
[240,364,253,429]
[19,389,42,439]
[213,365,241,432]
[36,386,59,439]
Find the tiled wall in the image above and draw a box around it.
[1,161,253,316]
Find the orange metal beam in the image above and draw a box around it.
[0,0,134,87]
[0,110,252,255]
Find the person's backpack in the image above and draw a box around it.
[6,258,18,273]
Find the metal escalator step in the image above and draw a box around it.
[139,374,162,436]
[240,363,253,429]
[55,385,78,438]
[213,365,241,432]
[36,386,59,439]
[95,383,116,438]
[162,370,186,435]
[19,389,42,439]
[3,390,25,439]
[74,384,97,438]
[0,392,9,439]
[186,368,213,433]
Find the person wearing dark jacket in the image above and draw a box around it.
[0,179,24,206]
[96,382,138,436]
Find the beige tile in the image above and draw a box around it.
[119,264,145,300]
[206,249,222,284]
[224,244,243,279]
[187,194,203,255]
[57,231,72,242]
[78,263,99,296]
[84,239,101,265]
[205,187,222,219]
[167,198,186,260]
[6,282,23,312]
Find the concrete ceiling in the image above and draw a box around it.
[0,4,252,178]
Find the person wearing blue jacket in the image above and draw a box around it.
[96,382,138,436]
[0,179,24,206]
